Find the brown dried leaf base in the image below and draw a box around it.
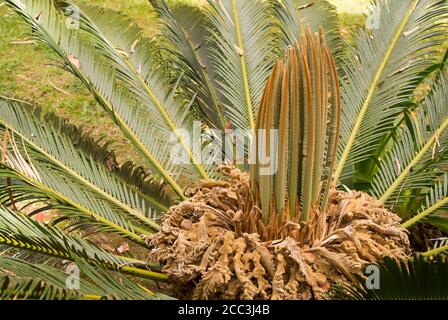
[148,167,410,300]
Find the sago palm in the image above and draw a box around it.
[0,0,447,300]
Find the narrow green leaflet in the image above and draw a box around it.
[334,0,448,183]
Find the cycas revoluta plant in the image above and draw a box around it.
[0,0,447,299]
[150,28,408,299]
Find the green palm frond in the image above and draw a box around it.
[0,205,165,282]
[0,97,163,242]
[0,256,167,300]
[4,0,211,198]
[413,49,448,97]
[334,0,448,184]
[72,257,171,300]
[206,0,277,131]
[65,1,213,181]
[328,256,448,300]
[402,174,448,229]
[275,0,343,61]
[150,0,227,131]
[0,257,106,300]
[0,164,148,245]
[0,97,170,217]
[0,275,92,300]
[371,68,448,210]
[422,237,448,257]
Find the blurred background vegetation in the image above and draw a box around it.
[0,0,438,163]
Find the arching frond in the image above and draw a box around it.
[275,0,344,62]
[422,237,448,257]
[67,1,213,181]
[402,174,448,229]
[4,0,211,198]
[0,164,149,245]
[0,98,161,242]
[371,69,448,209]
[71,257,171,300]
[334,0,448,184]
[150,0,227,131]
[0,205,165,282]
[0,257,168,300]
[0,257,105,300]
[0,97,170,221]
[0,276,94,300]
[206,0,277,131]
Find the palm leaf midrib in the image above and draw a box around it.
[6,0,189,199]
[0,163,147,244]
[151,0,227,131]
[381,118,448,203]
[80,5,210,180]
[229,0,256,130]
[0,111,162,231]
[334,0,420,183]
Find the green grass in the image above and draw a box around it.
[0,3,104,125]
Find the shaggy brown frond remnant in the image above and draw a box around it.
[148,166,410,299]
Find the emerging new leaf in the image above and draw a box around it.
[251,26,341,223]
